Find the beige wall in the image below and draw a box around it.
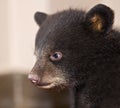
[102,0,120,27]
[0,0,10,71]
[7,0,49,72]
[0,0,120,74]
[48,0,101,13]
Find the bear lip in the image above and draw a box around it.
[37,83,55,89]
[37,83,51,86]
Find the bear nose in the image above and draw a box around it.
[28,74,40,85]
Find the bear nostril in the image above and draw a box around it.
[31,79,38,85]
[32,79,37,83]
[28,74,40,85]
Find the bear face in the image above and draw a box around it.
[28,4,116,89]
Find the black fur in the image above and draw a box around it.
[34,12,47,25]
[85,4,114,33]
[30,4,120,108]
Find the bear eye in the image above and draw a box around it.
[50,52,62,61]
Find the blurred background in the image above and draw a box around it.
[0,0,120,108]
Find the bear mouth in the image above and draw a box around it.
[36,83,54,89]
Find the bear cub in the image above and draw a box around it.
[28,4,120,108]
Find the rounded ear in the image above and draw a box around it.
[34,12,48,26]
[84,4,114,33]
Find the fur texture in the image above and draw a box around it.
[29,4,120,108]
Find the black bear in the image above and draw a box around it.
[28,4,120,108]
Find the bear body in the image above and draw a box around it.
[28,4,120,108]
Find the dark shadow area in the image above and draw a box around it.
[0,74,70,108]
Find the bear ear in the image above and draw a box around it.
[34,12,48,25]
[85,4,114,33]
